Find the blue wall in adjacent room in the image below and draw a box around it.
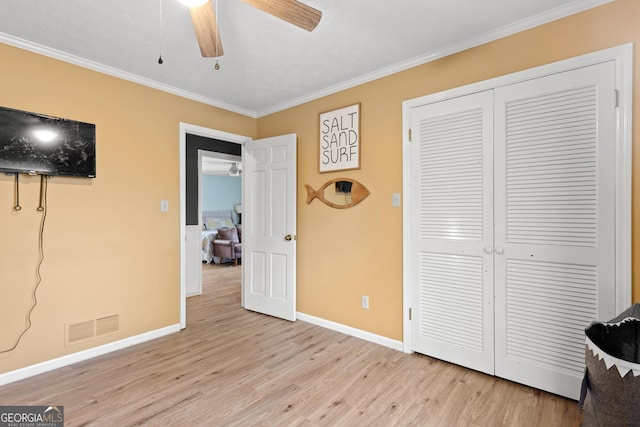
[202,174,241,211]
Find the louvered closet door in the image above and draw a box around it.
[410,91,495,375]
[493,61,617,399]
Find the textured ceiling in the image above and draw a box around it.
[0,0,611,117]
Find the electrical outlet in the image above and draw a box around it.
[361,295,369,309]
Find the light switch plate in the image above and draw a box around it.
[361,295,369,309]
[160,200,169,212]
[392,193,401,207]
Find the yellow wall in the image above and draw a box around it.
[0,42,256,373]
[1,0,638,375]
[258,0,640,341]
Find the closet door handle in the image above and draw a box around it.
[484,246,493,254]
[495,247,504,255]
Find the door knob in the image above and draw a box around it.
[495,247,504,255]
[284,234,293,241]
[484,246,493,254]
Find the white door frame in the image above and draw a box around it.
[401,43,633,352]
[179,122,252,328]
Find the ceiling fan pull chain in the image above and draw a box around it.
[158,0,164,64]
[214,0,220,70]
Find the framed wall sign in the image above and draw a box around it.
[319,103,360,173]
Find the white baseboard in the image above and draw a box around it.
[0,323,181,386]
[1,316,403,387]
[296,312,404,352]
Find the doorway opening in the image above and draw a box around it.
[179,123,251,329]
[199,151,242,290]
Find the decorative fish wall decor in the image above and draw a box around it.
[305,178,370,209]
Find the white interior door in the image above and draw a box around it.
[410,91,495,375]
[242,134,297,321]
[493,61,617,399]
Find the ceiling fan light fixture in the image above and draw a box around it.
[178,0,209,8]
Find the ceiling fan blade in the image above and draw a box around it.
[189,0,224,57]
[240,0,322,32]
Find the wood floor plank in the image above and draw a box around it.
[0,263,582,426]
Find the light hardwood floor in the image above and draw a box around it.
[0,263,583,426]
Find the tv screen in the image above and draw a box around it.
[0,106,96,178]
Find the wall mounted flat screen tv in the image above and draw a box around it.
[0,106,96,178]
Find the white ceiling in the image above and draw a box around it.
[0,0,611,117]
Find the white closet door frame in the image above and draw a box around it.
[402,43,632,352]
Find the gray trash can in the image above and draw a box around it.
[579,304,640,426]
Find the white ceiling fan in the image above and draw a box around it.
[178,0,322,58]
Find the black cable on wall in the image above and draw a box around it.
[1,175,48,353]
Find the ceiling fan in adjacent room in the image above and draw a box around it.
[178,0,322,58]
[229,162,241,176]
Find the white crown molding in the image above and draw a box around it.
[256,0,614,117]
[0,32,258,119]
[0,0,612,118]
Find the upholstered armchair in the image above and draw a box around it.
[213,227,242,266]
